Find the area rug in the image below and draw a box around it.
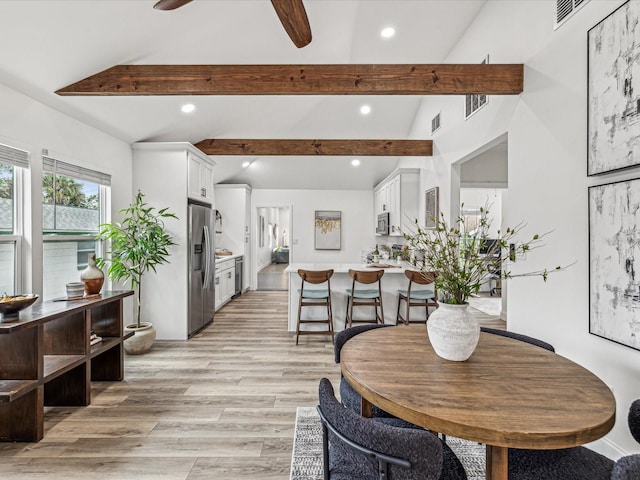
[290,407,485,480]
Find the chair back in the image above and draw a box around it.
[334,324,392,364]
[629,399,640,444]
[298,269,334,285]
[480,327,555,352]
[404,270,437,285]
[348,269,384,285]
[317,378,444,480]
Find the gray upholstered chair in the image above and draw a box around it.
[334,324,393,418]
[480,327,555,352]
[507,399,640,479]
[317,378,468,480]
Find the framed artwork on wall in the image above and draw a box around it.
[315,210,341,250]
[588,0,640,176]
[424,187,439,229]
[589,177,640,351]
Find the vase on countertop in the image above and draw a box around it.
[427,303,479,361]
[80,253,104,295]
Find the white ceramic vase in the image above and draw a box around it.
[427,303,480,361]
[123,322,156,355]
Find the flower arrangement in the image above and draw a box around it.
[402,207,565,305]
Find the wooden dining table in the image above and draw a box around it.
[340,326,616,480]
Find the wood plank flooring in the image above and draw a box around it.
[0,290,503,479]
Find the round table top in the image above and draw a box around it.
[340,325,616,449]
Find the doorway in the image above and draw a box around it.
[256,205,291,291]
[454,134,508,318]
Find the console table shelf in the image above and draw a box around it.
[0,290,133,442]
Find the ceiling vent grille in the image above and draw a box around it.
[555,0,590,29]
[431,112,441,134]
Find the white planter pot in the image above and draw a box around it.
[427,303,479,361]
[123,322,156,355]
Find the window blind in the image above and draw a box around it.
[0,143,30,169]
[42,157,111,186]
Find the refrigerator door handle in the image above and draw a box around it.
[203,225,211,290]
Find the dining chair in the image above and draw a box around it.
[396,270,438,325]
[344,269,385,328]
[295,269,334,345]
[317,378,468,480]
[334,324,394,418]
[506,397,640,479]
[480,327,555,352]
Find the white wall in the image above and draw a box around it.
[0,81,134,322]
[256,206,280,270]
[410,0,639,456]
[252,189,375,267]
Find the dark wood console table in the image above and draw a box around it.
[0,290,134,442]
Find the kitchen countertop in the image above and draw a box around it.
[215,253,243,262]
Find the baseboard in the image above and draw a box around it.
[587,437,628,460]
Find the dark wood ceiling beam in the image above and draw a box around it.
[194,139,432,156]
[56,64,523,96]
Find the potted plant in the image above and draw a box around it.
[402,207,566,361]
[97,191,177,354]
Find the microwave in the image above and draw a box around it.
[376,212,389,235]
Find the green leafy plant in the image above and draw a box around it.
[97,191,177,328]
[402,207,567,305]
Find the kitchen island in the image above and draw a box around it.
[285,262,424,332]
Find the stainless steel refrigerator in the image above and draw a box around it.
[188,201,215,337]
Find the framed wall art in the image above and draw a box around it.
[315,210,341,250]
[588,0,640,176]
[424,187,439,229]
[589,177,640,351]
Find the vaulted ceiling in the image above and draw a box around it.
[0,0,489,189]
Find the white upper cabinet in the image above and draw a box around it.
[188,152,215,204]
[374,168,419,237]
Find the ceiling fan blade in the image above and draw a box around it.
[153,0,193,11]
[270,0,312,48]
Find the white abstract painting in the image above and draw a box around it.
[588,0,640,175]
[589,178,640,350]
[314,211,341,250]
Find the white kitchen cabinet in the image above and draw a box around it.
[373,168,419,237]
[215,257,236,311]
[188,152,214,204]
[215,184,252,292]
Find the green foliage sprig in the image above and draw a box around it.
[97,191,177,328]
[402,207,567,305]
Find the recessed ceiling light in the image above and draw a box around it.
[360,105,371,115]
[181,103,195,113]
[242,161,251,168]
[381,27,395,38]
[351,159,361,167]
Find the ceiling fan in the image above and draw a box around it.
[153,0,312,48]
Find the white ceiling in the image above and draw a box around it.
[0,0,487,190]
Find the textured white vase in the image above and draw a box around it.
[427,303,480,361]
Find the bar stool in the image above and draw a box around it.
[396,270,438,325]
[296,269,334,345]
[345,269,384,328]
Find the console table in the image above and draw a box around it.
[0,290,134,442]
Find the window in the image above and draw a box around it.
[42,157,110,299]
[465,56,489,119]
[0,143,28,295]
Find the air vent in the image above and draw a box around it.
[431,112,441,134]
[465,56,489,119]
[555,0,590,29]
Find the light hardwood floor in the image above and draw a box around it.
[0,291,503,480]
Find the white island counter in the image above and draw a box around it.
[285,262,425,332]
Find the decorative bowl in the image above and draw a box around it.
[0,294,39,320]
